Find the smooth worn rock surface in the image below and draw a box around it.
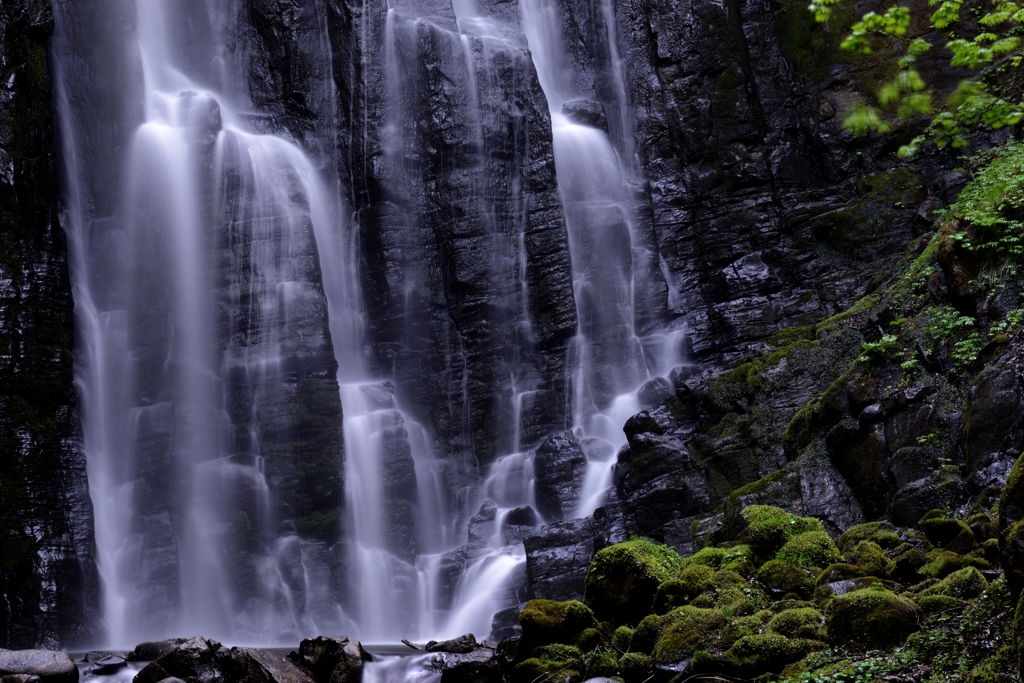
[0,650,78,683]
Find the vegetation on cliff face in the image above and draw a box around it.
[514,139,1024,681]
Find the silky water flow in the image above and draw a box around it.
[48,0,687,661]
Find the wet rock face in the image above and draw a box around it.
[350,0,577,476]
[0,0,100,649]
[533,432,588,523]
[591,0,962,363]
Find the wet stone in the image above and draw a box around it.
[0,651,78,683]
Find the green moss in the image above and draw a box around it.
[920,550,990,579]
[917,594,966,614]
[776,530,841,568]
[918,517,977,551]
[630,614,663,654]
[519,599,598,645]
[726,633,826,669]
[723,610,774,647]
[716,587,756,617]
[767,608,827,640]
[825,586,921,651]
[781,400,819,459]
[611,625,634,652]
[652,564,716,613]
[617,652,652,683]
[845,540,889,575]
[757,559,817,598]
[742,505,825,556]
[921,566,988,600]
[583,649,618,678]
[576,627,603,650]
[651,607,729,664]
[816,563,865,586]
[585,538,686,624]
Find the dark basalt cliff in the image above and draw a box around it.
[0,0,99,648]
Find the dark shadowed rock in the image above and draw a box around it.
[82,651,126,676]
[533,432,588,522]
[133,636,225,683]
[637,377,673,408]
[489,607,522,642]
[429,648,499,683]
[289,636,370,683]
[561,100,608,132]
[129,640,187,662]
[224,648,317,683]
[0,651,78,683]
[425,634,477,654]
[524,504,626,600]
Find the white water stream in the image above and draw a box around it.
[49,0,688,659]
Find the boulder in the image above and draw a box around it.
[129,640,188,662]
[133,636,226,683]
[223,648,317,683]
[289,636,370,683]
[430,648,499,683]
[81,651,127,676]
[825,587,921,651]
[425,635,477,654]
[999,452,1024,597]
[0,651,78,683]
[519,600,596,647]
[584,537,685,625]
[560,100,608,132]
[637,377,672,408]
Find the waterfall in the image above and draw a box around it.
[49,0,686,652]
[519,0,687,517]
[53,0,352,645]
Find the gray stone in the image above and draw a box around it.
[637,377,672,408]
[0,650,78,683]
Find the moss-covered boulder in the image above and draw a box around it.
[611,625,633,652]
[513,644,582,683]
[920,566,988,600]
[585,538,685,625]
[724,634,826,670]
[816,563,866,586]
[722,610,773,646]
[519,600,597,647]
[1001,453,1024,598]
[742,505,825,556]
[917,594,965,615]
[617,652,652,683]
[651,607,729,664]
[919,549,989,579]
[844,540,888,575]
[652,564,716,613]
[825,586,921,651]
[684,545,756,575]
[767,608,827,640]
[715,587,756,616]
[776,530,841,568]
[918,517,978,553]
[838,521,901,552]
[757,559,816,598]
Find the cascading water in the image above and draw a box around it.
[53,0,352,645]
[519,0,688,517]
[49,0,688,657]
